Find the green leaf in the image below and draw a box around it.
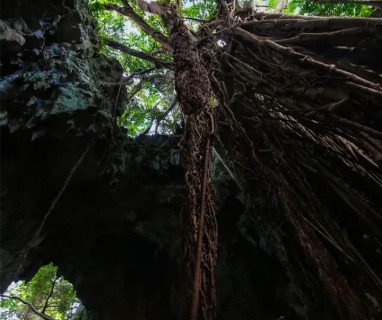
[0,263,83,320]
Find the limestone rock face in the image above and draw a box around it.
[0,0,124,142]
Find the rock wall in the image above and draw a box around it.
[1,0,123,281]
[1,0,124,142]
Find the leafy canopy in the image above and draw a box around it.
[88,0,219,136]
[88,0,374,136]
[0,263,83,320]
[284,0,372,16]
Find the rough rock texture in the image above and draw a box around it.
[0,0,123,142]
[1,0,124,284]
[0,0,297,319]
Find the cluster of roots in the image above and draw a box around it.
[171,3,382,319]
[210,7,382,320]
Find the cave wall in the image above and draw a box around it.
[1,1,184,318]
[1,0,125,285]
[1,0,298,319]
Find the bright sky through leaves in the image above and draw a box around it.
[87,0,373,136]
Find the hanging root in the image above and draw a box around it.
[179,107,217,320]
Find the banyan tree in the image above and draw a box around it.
[1,0,381,319]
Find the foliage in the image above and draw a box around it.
[182,0,218,20]
[88,0,220,136]
[88,0,177,135]
[267,0,279,9]
[284,0,373,16]
[87,0,373,136]
[0,263,83,320]
[117,71,179,136]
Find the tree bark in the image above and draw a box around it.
[1,295,57,320]
[41,275,58,314]
[104,38,173,69]
[274,0,288,13]
[103,2,172,52]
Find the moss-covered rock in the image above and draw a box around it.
[1,0,125,142]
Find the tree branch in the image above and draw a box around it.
[1,294,56,320]
[274,27,369,46]
[274,0,288,13]
[184,16,207,22]
[125,68,156,82]
[233,27,382,94]
[128,79,144,101]
[141,100,162,135]
[41,275,58,314]
[104,38,173,70]
[103,2,172,52]
[141,97,177,135]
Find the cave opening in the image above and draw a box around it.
[0,263,84,320]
